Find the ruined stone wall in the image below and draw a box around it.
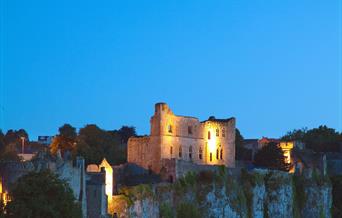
[151,103,235,167]
[201,118,235,167]
[127,102,236,175]
[128,137,150,169]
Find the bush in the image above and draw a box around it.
[176,202,200,218]
[5,170,82,218]
[160,203,173,218]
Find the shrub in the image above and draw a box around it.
[176,202,200,218]
[160,203,173,218]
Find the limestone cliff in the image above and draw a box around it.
[111,169,332,218]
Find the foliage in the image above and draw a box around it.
[281,128,307,141]
[77,124,125,165]
[50,124,132,165]
[0,130,5,150]
[58,124,77,140]
[225,174,247,217]
[0,129,29,161]
[292,175,306,217]
[3,129,29,145]
[330,175,342,218]
[109,126,137,144]
[176,202,200,218]
[159,203,173,218]
[281,125,342,152]
[4,170,82,218]
[303,125,341,152]
[0,144,20,161]
[241,169,264,218]
[254,142,290,171]
[118,184,154,204]
[50,123,77,156]
[235,128,252,161]
[197,170,215,184]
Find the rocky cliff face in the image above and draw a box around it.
[111,169,332,218]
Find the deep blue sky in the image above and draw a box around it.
[1,0,341,140]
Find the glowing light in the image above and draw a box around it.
[99,158,113,201]
[279,142,294,164]
[205,124,222,165]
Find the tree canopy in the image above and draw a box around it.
[281,125,342,152]
[49,124,136,165]
[4,170,82,218]
[0,130,21,161]
[254,142,290,171]
[235,129,252,161]
[50,124,78,156]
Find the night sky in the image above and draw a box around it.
[1,0,341,140]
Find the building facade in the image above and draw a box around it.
[128,103,236,175]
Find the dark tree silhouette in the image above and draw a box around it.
[50,124,77,156]
[254,142,290,171]
[4,170,82,218]
[235,129,252,161]
[281,125,342,152]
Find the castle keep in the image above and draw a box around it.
[128,103,236,176]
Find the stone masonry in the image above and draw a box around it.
[128,103,236,178]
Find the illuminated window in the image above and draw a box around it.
[216,149,219,160]
[220,149,223,160]
[188,126,192,135]
[208,131,211,139]
[168,125,173,133]
[199,147,202,159]
[189,146,192,160]
[179,146,182,158]
[222,128,225,137]
[216,129,219,137]
[210,152,212,162]
[170,146,173,156]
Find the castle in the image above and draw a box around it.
[128,103,236,178]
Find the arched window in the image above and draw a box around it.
[208,131,211,140]
[188,126,193,135]
[179,146,182,158]
[199,147,203,160]
[170,146,173,157]
[216,149,219,160]
[168,125,172,133]
[216,129,219,137]
[189,146,192,160]
[220,149,223,160]
[222,128,225,137]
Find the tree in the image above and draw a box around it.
[235,129,252,161]
[77,124,123,165]
[58,124,77,140]
[0,130,5,151]
[4,170,82,218]
[0,130,19,161]
[112,126,137,143]
[281,128,307,141]
[254,142,290,171]
[50,124,77,156]
[303,125,341,152]
[0,144,20,161]
[4,129,29,146]
[281,125,342,152]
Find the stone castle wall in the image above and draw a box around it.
[128,103,236,175]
